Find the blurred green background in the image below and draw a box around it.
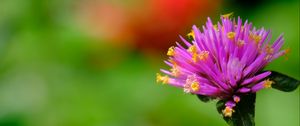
[0,0,299,126]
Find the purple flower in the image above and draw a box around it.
[156,15,289,117]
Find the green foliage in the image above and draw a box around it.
[268,71,300,92]
[196,94,214,102]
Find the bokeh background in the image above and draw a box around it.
[0,0,299,126]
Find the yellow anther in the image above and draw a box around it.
[192,51,209,63]
[156,73,169,84]
[167,46,175,56]
[187,30,195,39]
[227,32,236,40]
[285,48,291,54]
[188,45,197,54]
[191,81,200,92]
[184,76,200,93]
[263,79,274,88]
[250,33,262,44]
[237,40,245,47]
[222,12,234,19]
[171,65,180,77]
[199,51,209,61]
[253,35,261,43]
[233,96,240,103]
[168,59,177,65]
[192,53,199,63]
[222,106,234,117]
[265,45,274,54]
[283,48,291,60]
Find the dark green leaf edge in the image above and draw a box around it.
[268,71,300,92]
[196,94,214,102]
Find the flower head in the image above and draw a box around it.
[157,15,287,117]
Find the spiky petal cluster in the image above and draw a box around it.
[157,15,288,117]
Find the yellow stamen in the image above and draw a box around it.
[263,79,274,88]
[187,30,195,39]
[222,106,234,117]
[192,51,209,63]
[156,73,169,84]
[237,40,245,47]
[192,53,199,63]
[283,48,291,60]
[265,45,274,54]
[285,48,291,54]
[184,76,200,93]
[254,35,262,43]
[233,96,240,103]
[250,33,262,44]
[227,32,236,40]
[188,45,197,54]
[171,65,180,77]
[167,46,175,56]
[191,81,200,92]
[222,12,234,19]
[198,51,209,61]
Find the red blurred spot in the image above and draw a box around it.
[77,0,221,52]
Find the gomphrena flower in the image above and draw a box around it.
[156,14,289,117]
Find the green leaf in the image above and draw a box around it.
[196,94,213,102]
[216,94,256,126]
[268,71,300,92]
